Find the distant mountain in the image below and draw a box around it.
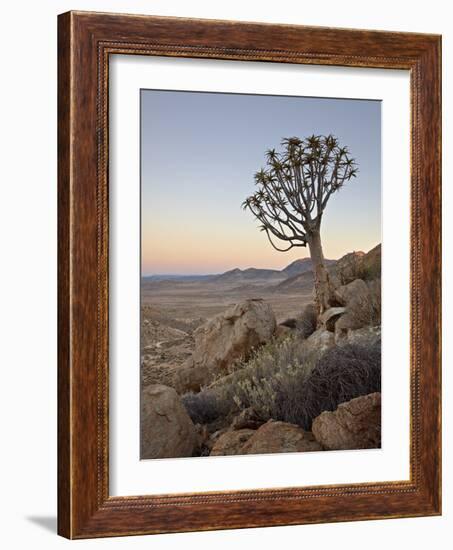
[211,267,284,284]
[281,257,336,278]
[142,246,380,294]
[143,274,216,282]
[281,258,313,278]
[143,257,337,285]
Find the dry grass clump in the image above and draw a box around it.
[232,344,316,421]
[295,342,381,430]
[234,341,380,429]
[348,279,381,328]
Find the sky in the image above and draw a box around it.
[141,90,381,275]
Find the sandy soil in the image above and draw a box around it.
[140,279,313,388]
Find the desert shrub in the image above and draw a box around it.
[183,336,381,431]
[231,340,380,429]
[292,342,381,430]
[181,389,232,425]
[348,279,381,328]
[231,336,318,421]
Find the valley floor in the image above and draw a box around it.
[140,279,312,387]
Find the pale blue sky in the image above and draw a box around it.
[141,90,381,275]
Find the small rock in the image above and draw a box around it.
[210,429,256,456]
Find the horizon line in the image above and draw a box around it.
[141,242,381,277]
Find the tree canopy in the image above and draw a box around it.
[242,134,358,252]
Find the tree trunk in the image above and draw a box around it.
[307,229,333,315]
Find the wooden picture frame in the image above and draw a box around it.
[58,11,441,539]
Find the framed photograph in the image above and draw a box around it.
[58,11,441,538]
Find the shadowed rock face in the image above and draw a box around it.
[312,392,381,451]
[141,384,198,459]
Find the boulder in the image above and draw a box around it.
[304,328,335,355]
[333,279,375,342]
[319,307,346,332]
[210,429,256,456]
[334,312,367,342]
[338,325,381,347]
[241,420,322,454]
[312,392,381,450]
[190,298,276,378]
[141,384,198,459]
[334,279,369,307]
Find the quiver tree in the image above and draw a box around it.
[243,134,358,314]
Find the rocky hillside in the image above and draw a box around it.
[140,244,382,460]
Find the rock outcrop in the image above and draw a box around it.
[241,420,322,454]
[176,299,276,392]
[312,392,381,450]
[334,251,366,285]
[141,384,198,459]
